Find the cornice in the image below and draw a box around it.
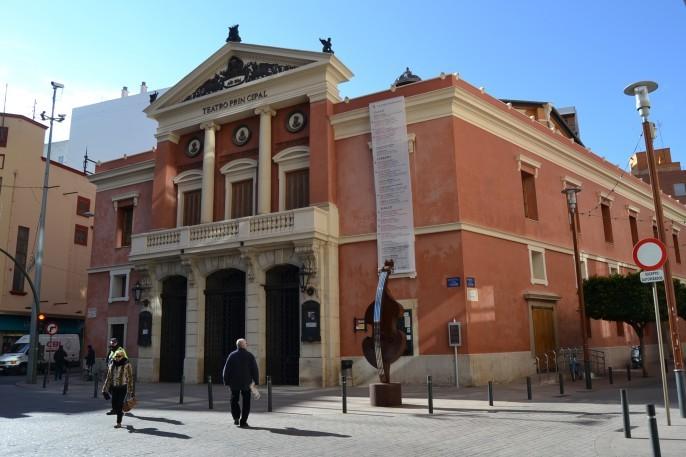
[89,160,155,192]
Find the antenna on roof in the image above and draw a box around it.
[1,83,7,128]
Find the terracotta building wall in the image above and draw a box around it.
[90,181,153,268]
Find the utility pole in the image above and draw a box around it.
[29,82,65,383]
[625,81,686,417]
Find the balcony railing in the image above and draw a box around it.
[130,206,334,260]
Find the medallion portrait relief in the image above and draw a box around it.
[232,125,251,146]
[286,111,307,133]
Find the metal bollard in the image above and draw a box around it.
[62,369,69,395]
[559,372,565,395]
[526,376,532,400]
[267,376,273,412]
[342,375,347,413]
[179,375,185,404]
[609,367,614,385]
[646,404,661,457]
[627,364,631,382]
[93,371,99,399]
[488,381,494,406]
[427,375,434,415]
[621,389,631,439]
[42,365,48,389]
[207,376,214,410]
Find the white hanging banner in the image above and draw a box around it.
[369,96,416,275]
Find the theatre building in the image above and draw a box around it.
[85,38,686,386]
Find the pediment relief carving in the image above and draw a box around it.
[184,55,301,102]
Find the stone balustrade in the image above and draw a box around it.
[130,206,335,260]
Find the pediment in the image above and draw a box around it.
[146,42,349,116]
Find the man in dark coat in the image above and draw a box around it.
[222,338,259,427]
[53,344,67,380]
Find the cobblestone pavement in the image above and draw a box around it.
[2,370,685,456]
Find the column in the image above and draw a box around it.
[255,107,276,214]
[200,122,220,223]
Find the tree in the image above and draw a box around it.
[583,273,686,376]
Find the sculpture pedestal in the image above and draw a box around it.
[369,382,402,407]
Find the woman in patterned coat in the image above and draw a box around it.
[102,348,135,428]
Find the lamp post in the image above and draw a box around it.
[562,187,592,389]
[28,81,65,384]
[625,81,686,417]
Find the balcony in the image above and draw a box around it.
[129,206,337,261]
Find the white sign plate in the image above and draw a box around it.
[640,269,664,283]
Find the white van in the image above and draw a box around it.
[0,334,80,375]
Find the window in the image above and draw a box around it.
[616,321,625,337]
[173,169,202,226]
[674,232,681,264]
[76,196,91,216]
[108,268,130,303]
[601,201,613,243]
[273,146,310,211]
[74,224,88,246]
[528,246,547,285]
[117,205,134,247]
[285,168,309,210]
[107,317,128,349]
[653,223,659,238]
[183,190,201,226]
[221,159,256,219]
[629,214,639,246]
[674,183,686,197]
[608,263,619,275]
[11,226,29,293]
[521,170,538,220]
[0,154,4,169]
[0,126,8,148]
[231,179,253,218]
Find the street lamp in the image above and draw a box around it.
[28,81,65,384]
[132,281,144,303]
[625,81,686,417]
[562,187,592,389]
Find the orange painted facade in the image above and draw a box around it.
[86,42,686,386]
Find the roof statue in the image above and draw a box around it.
[394,67,421,87]
[226,24,242,43]
[319,37,334,54]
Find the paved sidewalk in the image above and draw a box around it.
[6,369,686,456]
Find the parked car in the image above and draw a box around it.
[0,334,80,375]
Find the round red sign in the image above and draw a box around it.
[46,322,58,335]
[632,238,667,271]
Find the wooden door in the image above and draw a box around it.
[266,265,300,385]
[159,276,187,382]
[204,269,246,384]
[532,306,556,360]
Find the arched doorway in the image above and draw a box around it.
[159,275,187,382]
[204,269,246,383]
[266,265,300,385]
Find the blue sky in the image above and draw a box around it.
[1,0,684,170]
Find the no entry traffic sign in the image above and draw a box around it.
[633,238,667,271]
[46,322,58,335]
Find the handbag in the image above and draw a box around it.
[123,397,137,412]
[249,383,261,400]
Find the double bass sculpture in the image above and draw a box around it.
[362,260,406,406]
